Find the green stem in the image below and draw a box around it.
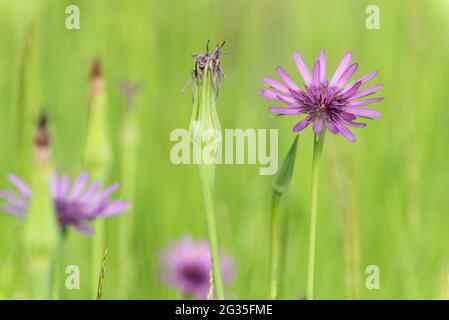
[51,234,66,299]
[92,219,105,297]
[306,130,326,300]
[24,159,58,299]
[269,192,281,300]
[278,205,290,299]
[198,164,224,300]
[117,111,138,299]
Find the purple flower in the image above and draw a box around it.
[160,236,234,299]
[0,172,130,235]
[260,49,383,142]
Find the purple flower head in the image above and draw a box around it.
[0,171,130,235]
[160,236,234,299]
[260,49,383,142]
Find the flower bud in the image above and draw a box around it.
[188,43,226,163]
[23,113,59,299]
[84,59,112,179]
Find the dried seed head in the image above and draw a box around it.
[90,58,102,81]
[34,112,51,151]
[190,41,228,99]
[118,80,143,108]
[89,59,105,107]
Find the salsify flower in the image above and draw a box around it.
[160,236,234,299]
[260,49,383,142]
[0,171,129,235]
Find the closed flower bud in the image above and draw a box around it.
[188,42,226,162]
[84,59,112,179]
[23,113,59,299]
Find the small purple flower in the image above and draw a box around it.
[260,49,383,142]
[160,236,234,299]
[0,172,130,235]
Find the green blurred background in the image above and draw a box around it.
[1,0,449,299]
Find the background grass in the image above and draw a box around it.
[1,0,449,299]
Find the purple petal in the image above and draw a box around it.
[99,200,130,217]
[347,97,384,107]
[312,61,320,86]
[84,183,121,218]
[275,66,300,91]
[1,204,26,217]
[277,94,303,108]
[51,170,60,198]
[340,112,357,121]
[336,63,358,87]
[94,183,120,203]
[344,107,382,119]
[0,190,28,210]
[292,117,311,132]
[293,52,312,86]
[354,71,378,85]
[58,176,70,202]
[80,181,101,203]
[330,52,352,87]
[268,107,303,115]
[313,118,324,133]
[340,81,362,99]
[8,175,31,197]
[339,119,367,128]
[69,172,89,201]
[327,121,339,134]
[335,122,356,143]
[259,89,296,105]
[263,77,289,94]
[73,223,94,235]
[351,84,384,99]
[318,49,326,83]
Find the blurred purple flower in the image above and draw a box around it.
[260,49,383,142]
[0,171,129,235]
[160,236,234,299]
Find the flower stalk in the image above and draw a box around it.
[269,135,299,300]
[306,130,325,300]
[83,60,112,297]
[269,192,281,299]
[117,81,142,298]
[195,74,224,299]
[188,42,226,300]
[197,163,224,300]
[50,235,66,299]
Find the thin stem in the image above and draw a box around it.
[198,164,224,300]
[117,111,138,298]
[306,130,326,300]
[278,204,290,299]
[50,235,66,299]
[269,192,281,299]
[91,220,105,297]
